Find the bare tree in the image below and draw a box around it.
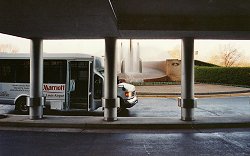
[0,44,18,53]
[221,44,241,67]
[209,44,242,67]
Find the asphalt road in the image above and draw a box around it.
[0,128,250,156]
[119,96,250,117]
[1,96,250,117]
[1,97,250,155]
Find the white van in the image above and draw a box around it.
[0,53,138,114]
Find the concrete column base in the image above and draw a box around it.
[178,97,197,121]
[27,97,45,120]
[181,108,194,121]
[102,98,120,121]
[29,106,43,120]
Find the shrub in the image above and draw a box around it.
[195,67,250,87]
[195,60,219,67]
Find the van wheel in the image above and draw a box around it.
[15,97,28,114]
[117,98,124,113]
[117,106,123,113]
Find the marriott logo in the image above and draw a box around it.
[43,84,65,91]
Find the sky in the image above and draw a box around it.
[1,33,250,63]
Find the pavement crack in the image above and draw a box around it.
[215,133,250,151]
[143,144,151,155]
[197,107,220,116]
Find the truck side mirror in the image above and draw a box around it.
[69,79,75,92]
[122,87,126,91]
[117,77,121,84]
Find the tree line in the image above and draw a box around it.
[168,43,248,67]
[0,43,18,53]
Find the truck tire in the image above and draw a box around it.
[117,97,125,113]
[15,97,29,114]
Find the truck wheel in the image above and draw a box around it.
[117,97,124,113]
[117,106,123,113]
[15,97,29,114]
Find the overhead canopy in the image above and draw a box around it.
[0,0,250,39]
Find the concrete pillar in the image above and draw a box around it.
[102,37,120,121]
[27,38,44,120]
[178,38,197,121]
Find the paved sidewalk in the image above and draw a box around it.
[0,84,250,131]
[136,84,250,96]
[1,96,250,130]
[0,115,250,130]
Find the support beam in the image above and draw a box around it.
[102,37,120,121]
[27,38,44,120]
[178,37,197,121]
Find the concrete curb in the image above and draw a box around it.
[1,115,250,130]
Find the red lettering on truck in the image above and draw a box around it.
[43,85,65,91]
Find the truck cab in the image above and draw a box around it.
[117,82,138,111]
[96,71,138,112]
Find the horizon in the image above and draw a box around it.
[1,33,250,65]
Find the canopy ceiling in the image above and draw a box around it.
[0,0,250,39]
